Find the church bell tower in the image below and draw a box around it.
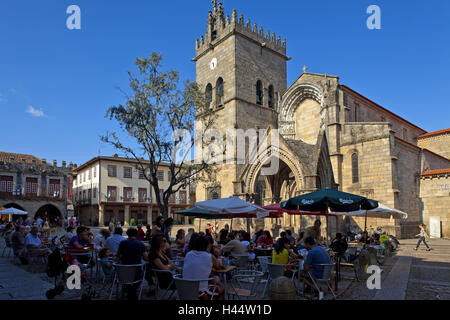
[193,1,290,201]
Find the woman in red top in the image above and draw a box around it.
[257,231,274,246]
[137,225,146,241]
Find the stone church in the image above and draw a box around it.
[194,1,450,238]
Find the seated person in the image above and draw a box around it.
[218,229,229,245]
[117,228,148,265]
[24,226,51,256]
[117,228,148,300]
[69,226,92,250]
[285,230,296,247]
[272,237,298,278]
[183,235,224,300]
[98,247,115,276]
[94,229,110,251]
[302,237,332,292]
[252,230,264,244]
[148,234,176,290]
[330,233,348,256]
[64,226,75,245]
[221,232,246,263]
[183,232,200,255]
[11,225,26,257]
[68,226,93,264]
[104,227,126,255]
[272,237,298,265]
[370,233,380,246]
[358,231,370,245]
[239,232,255,261]
[176,229,186,251]
[257,231,274,247]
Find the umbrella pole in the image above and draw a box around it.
[246,217,250,234]
[326,210,329,246]
[199,218,202,233]
[230,218,233,232]
[364,210,368,244]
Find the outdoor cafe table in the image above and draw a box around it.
[254,247,273,257]
[212,265,236,299]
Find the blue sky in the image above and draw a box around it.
[1,0,449,166]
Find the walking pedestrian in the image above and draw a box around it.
[414,224,431,251]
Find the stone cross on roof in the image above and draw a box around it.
[303,65,308,73]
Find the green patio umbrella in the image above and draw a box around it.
[281,188,378,244]
[281,188,378,212]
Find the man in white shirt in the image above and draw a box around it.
[104,227,126,255]
[94,229,111,250]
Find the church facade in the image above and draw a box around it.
[193,2,450,238]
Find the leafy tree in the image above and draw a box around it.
[102,53,217,219]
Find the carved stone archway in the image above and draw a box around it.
[279,83,325,140]
[242,144,305,199]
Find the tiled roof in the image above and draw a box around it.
[421,168,450,176]
[0,151,42,164]
[74,156,172,172]
[418,128,450,139]
[340,85,427,134]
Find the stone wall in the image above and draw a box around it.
[294,98,321,144]
[422,149,450,171]
[340,86,426,145]
[392,138,422,237]
[420,173,450,238]
[418,131,450,160]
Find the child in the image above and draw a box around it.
[99,248,115,275]
[414,224,431,251]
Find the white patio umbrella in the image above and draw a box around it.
[0,207,28,215]
[195,196,269,218]
[330,203,408,219]
[330,203,408,239]
[194,197,270,231]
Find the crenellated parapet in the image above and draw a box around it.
[195,1,287,59]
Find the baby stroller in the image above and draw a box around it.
[45,247,69,299]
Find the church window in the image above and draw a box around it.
[343,92,348,106]
[216,78,224,107]
[256,80,263,105]
[268,85,274,109]
[402,128,408,140]
[352,153,359,184]
[205,83,213,108]
[354,102,359,122]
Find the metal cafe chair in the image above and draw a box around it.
[261,263,286,298]
[109,263,146,300]
[173,275,216,300]
[228,270,264,300]
[152,268,178,300]
[306,263,337,300]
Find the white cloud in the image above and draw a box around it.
[26,105,46,118]
[0,93,6,103]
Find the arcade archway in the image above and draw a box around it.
[35,204,62,224]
